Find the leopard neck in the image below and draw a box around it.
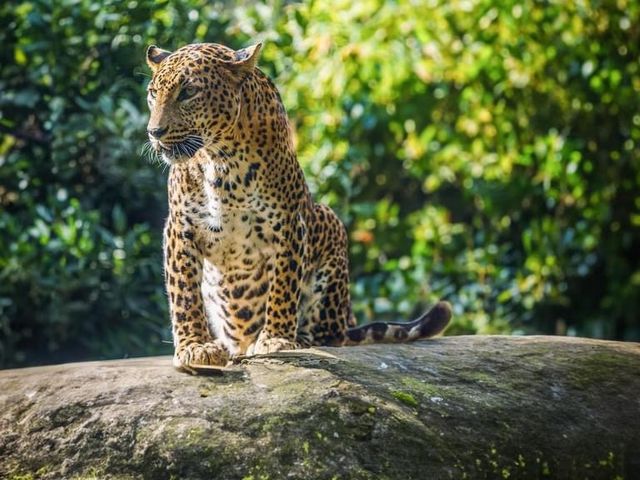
[198,69,311,206]
[224,70,294,153]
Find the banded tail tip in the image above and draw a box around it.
[419,300,453,338]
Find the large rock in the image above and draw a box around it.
[1,336,639,479]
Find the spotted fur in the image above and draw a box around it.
[144,42,452,370]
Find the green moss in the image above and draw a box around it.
[70,468,102,480]
[332,397,378,442]
[34,467,48,477]
[7,464,57,480]
[401,377,442,396]
[242,469,270,480]
[458,370,497,385]
[391,390,419,408]
[568,350,639,391]
[9,474,34,480]
[260,414,285,434]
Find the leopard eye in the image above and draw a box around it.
[148,88,157,100]
[177,85,198,101]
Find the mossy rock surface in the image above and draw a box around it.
[1,336,639,479]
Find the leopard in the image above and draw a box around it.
[144,41,452,373]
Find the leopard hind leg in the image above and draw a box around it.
[297,204,354,347]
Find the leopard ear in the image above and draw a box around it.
[230,43,262,72]
[146,45,172,71]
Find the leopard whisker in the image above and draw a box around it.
[140,141,162,166]
[181,135,205,157]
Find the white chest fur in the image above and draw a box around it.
[201,162,226,232]
[188,162,274,269]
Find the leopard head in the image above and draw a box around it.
[145,42,262,164]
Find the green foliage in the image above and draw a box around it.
[1,0,639,367]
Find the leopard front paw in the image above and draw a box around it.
[174,341,230,372]
[246,337,300,356]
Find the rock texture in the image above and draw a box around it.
[1,336,639,479]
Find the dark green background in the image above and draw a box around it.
[1,0,639,368]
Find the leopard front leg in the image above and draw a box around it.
[247,229,305,355]
[164,220,230,370]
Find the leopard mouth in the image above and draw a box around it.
[158,136,204,161]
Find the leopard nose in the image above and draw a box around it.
[147,126,168,139]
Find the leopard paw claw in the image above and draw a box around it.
[246,337,300,356]
[174,341,229,371]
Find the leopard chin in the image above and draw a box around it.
[156,136,204,164]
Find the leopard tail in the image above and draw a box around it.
[343,301,452,346]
